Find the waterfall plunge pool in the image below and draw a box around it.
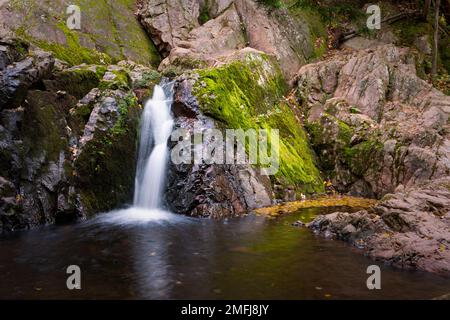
[1,206,449,299]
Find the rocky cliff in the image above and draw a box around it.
[0,0,160,66]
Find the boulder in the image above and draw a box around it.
[137,0,323,81]
[0,0,160,66]
[164,50,324,218]
[297,45,450,198]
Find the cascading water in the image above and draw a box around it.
[100,82,180,225]
[134,82,174,209]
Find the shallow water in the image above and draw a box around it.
[0,207,449,300]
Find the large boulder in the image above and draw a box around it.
[137,0,324,81]
[72,89,141,216]
[164,49,323,218]
[296,45,450,198]
[0,0,160,66]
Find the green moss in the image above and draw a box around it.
[173,56,208,70]
[291,0,364,23]
[343,138,383,176]
[306,110,383,180]
[337,120,353,145]
[74,91,140,215]
[392,20,433,47]
[286,3,327,61]
[95,66,108,78]
[134,70,161,89]
[192,53,324,194]
[440,37,450,74]
[99,69,131,91]
[49,67,101,99]
[199,2,211,25]
[112,93,138,135]
[258,0,283,8]
[21,91,68,163]
[16,23,112,66]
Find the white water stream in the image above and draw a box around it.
[134,83,174,209]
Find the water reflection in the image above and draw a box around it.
[0,207,449,299]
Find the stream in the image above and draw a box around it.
[1,206,449,300]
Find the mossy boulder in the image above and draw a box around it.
[305,100,384,197]
[190,51,324,196]
[73,90,141,216]
[2,0,160,66]
[43,65,105,99]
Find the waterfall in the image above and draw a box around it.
[134,82,174,209]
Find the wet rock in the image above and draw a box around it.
[73,90,141,216]
[165,122,273,218]
[0,176,15,198]
[0,38,29,70]
[172,79,200,118]
[0,49,54,109]
[0,37,150,231]
[165,76,274,218]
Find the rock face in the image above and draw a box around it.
[166,114,274,218]
[164,49,324,217]
[137,0,322,81]
[0,37,157,231]
[0,0,160,66]
[298,44,450,274]
[296,45,450,198]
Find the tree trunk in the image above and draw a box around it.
[432,0,441,77]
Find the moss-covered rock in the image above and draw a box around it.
[3,0,160,66]
[43,66,104,99]
[73,90,141,216]
[191,51,324,195]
